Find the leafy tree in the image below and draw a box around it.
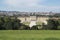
[47,19,59,30]
[10,18,21,30]
[0,17,4,30]
[0,16,22,30]
[2,22,12,30]
[57,19,60,30]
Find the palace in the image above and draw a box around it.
[17,12,56,25]
[17,12,60,24]
[17,16,49,23]
[0,11,60,25]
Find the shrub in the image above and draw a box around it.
[31,25,38,30]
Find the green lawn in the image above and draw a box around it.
[0,30,60,40]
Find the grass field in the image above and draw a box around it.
[0,30,60,40]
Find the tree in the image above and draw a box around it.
[2,22,13,30]
[57,19,60,30]
[0,16,22,30]
[10,18,21,30]
[0,17,5,30]
[47,19,59,30]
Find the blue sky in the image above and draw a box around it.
[0,0,60,12]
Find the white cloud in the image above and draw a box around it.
[3,0,46,7]
[4,0,36,7]
[2,0,60,12]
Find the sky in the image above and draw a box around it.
[0,0,60,12]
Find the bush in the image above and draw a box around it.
[19,24,30,30]
[31,25,38,30]
[57,26,60,30]
[42,23,48,30]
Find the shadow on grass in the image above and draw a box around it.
[44,38,60,40]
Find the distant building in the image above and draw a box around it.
[0,11,60,25]
[17,13,49,24]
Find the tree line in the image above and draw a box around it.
[0,16,29,30]
[0,16,60,30]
